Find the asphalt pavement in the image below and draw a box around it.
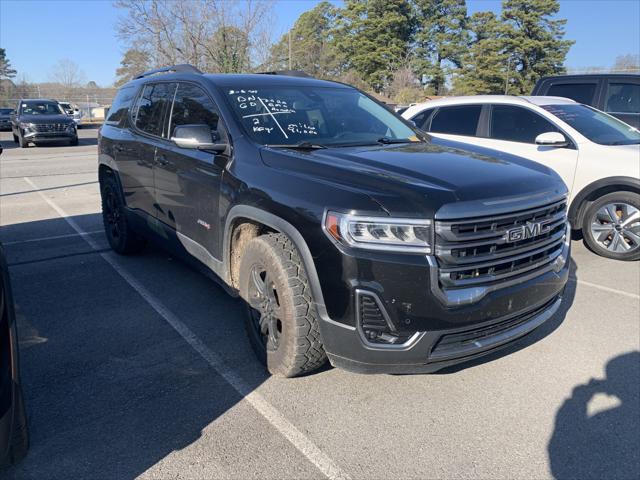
[0,128,638,479]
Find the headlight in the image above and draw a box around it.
[324,211,433,254]
[19,122,34,130]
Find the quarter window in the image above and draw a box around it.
[547,83,597,106]
[429,105,482,136]
[133,83,175,137]
[105,85,136,127]
[605,83,640,114]
[490,105,558,144]
[169,83,224,142]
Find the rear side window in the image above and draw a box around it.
[132,83,175,137]
[605,83,640,113]
[490,105,558,143]
[546,83,597,106]
[169,83,225,142]
[105,85,136,126]
[429,105,481,136]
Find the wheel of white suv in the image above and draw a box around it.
[582,192,640,261]
[238,233,327,377]
[100,174,146,254]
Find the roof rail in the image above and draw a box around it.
[258,70,312,78]
[134,64,203,80]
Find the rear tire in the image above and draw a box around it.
[100,174,145,254]
[238,233,327,377]
[581,192,640,261]
[69,136,78,146]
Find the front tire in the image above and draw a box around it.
[100,174,145,254]
[69,136,79,146]
[582,192,640,261]
[18,133,29,148]
[238,233,327,377]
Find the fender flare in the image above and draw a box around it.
[570,176,640,227]
[223,205,329,319]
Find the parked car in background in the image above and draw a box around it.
[10,99,78,148]
[403,96,640,261]
[532,74,640,128]
[98,65,570,377]
[57,101,83,128]
[0,108,15,131]
[0,243,29,468]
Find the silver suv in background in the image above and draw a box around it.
[57,101,83,128]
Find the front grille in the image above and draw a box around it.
[430,297,557,360]
[32,123,68,133]
[435,198,568,292]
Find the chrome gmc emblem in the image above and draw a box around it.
[505,221,551,242]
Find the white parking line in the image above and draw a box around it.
[23,177,350,480]
[2,230,104,246]
[574,279,640,300]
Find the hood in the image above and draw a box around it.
[259,139,567,218]
[19,114,73,123]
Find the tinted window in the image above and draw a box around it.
[105,85,137,126]
[410,109,433,130]
[543,104,640,146]
[169,83,224,142]
[605,83,640,113]
[429,105,481,136]
[546,83,597,106]
[133,83,175,137]
[490,105,558,143]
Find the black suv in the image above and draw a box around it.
[99,65,571,376]
[532,74,640,128]
[10,99,78,147]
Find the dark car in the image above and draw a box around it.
[10,99,78,148]
[0,244,29,468]
[0,109,14,131]
[98,65,570,376]
[532,74,640,128]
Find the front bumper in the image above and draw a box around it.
[23,131,76,142]
[317,231,571,374]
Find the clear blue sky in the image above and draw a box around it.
[0,0,638,87]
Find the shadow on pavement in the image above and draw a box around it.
[548,351,640,479]
[1,214,271,479]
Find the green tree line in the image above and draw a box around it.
[266,0,574,101]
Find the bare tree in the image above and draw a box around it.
[50,59,86,98]
[115,0,274,73]
[612,54,640,73]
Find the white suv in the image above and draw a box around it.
[403,96,640,261]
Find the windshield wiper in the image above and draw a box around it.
[266,141,327,150]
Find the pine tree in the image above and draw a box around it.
[501,0,574,94]
[0,48,17,81]
[333,0,414,92]
[453,11,508,94]
[115,49,152,87]
[266,2,341,78]
[413,0,468,95]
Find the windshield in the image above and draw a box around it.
[21,102,64,115]
[223,85,420,147]
[542,104,640,146]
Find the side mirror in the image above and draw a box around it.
[171,124,227,153]
[535,131,569,148]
